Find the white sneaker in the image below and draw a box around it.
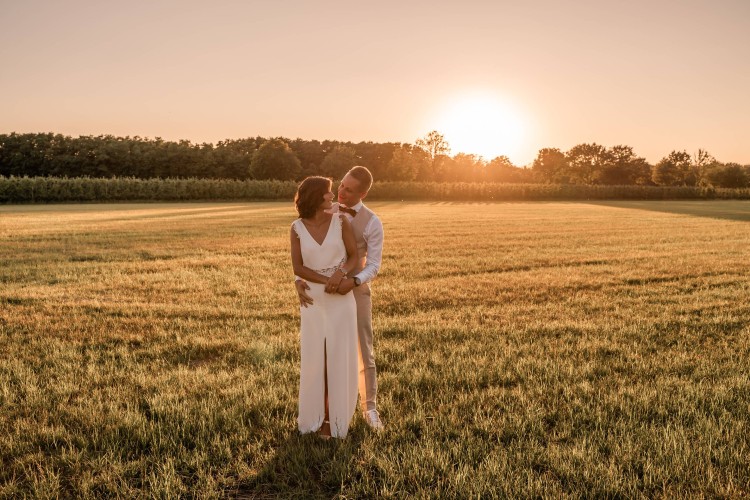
[364,409,384,430]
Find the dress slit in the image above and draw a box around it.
[323,338,328,430]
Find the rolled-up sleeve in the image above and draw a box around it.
[355,215,383,285]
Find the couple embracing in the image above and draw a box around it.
[290,166,384,439]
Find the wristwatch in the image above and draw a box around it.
[353,277,361,287]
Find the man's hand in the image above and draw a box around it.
[337,277,355,295]
[295,279,313,308]
[324,269,345,294]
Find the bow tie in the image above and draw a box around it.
[339,206,357,217]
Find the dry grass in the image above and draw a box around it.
[1,201,749,498]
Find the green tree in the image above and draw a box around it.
[531,148,567,183]
[485,156,525,183]
[693,149,719,186]
[566,143,609,184]
[652,150,693,186]
[384,144,428,181]
[215,137,261,179]
[415,130,450,160]
[289,138,325,178]
[415,131,451,181]
[702,162,749,188]
[320,145,356,179]
[248,139,301,180]
[593,145,652,185]
[693,149,716,169]
[353,141,398,181]
[440,153,484,182]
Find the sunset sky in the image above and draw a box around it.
[1,0,748,166]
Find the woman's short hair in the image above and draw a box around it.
[295,176,332,218]
[347,166,373,193]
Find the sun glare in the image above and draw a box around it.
[433,92,528,162]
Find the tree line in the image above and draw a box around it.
[1,131,748,188]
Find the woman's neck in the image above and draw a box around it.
[305,209,329,224]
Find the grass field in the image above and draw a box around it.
[1,200,749,498]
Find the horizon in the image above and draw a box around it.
[1,1,748,166]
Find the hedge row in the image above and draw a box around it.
[368,182,750,201]
[2,176,750,203]
[0,177,297,203]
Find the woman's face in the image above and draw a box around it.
[320,188,334,209]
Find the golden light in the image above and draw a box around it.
[433,91,528,162]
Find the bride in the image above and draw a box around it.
[290,176,359,439]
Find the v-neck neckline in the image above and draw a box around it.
[300,215,335,246]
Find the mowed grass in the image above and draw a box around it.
[1,200,749,498]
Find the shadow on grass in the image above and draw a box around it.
[234,422,367,499]
[587,200,750,222]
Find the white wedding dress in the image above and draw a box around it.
[293,214,358,438]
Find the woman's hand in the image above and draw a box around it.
[324,269,346,293]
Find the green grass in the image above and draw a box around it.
[1,201,749,498]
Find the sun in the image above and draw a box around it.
[433,91,528,162]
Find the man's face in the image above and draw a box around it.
[337,173,365,207]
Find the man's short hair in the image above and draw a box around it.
[347,166,373,193]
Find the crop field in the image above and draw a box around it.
[1,201,749,498]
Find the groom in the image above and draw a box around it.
[295,166,384,430]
